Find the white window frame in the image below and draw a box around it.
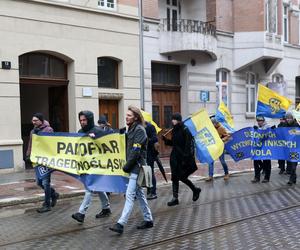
[98,0,117,11]
[216,69,229,107]
[283,4,289,42]
[246,72,257,115]
[265,0,278,34]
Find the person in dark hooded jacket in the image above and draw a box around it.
[162,112,201,206]
[26,113,59,213]
[71,111,112,223]
[282,112,299,185]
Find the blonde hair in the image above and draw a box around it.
[128,105,144,125]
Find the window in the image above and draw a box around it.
[216,69,229,106]
[97,57,118,88]
[283,4,289,42]
[19,53,66,79]
[272,73,283,83]
[98,0,116,10]
[265,0,278,33]
[151,63,180,85]
[246,72,257,113]
[166,0,180,31]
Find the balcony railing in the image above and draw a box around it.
[160,19,216,37]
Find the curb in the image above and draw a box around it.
[0,170,255,208]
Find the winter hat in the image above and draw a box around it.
[256,115,265,121]
[98,115,107,125]
[33,113,44,122]
[171,112,182,122]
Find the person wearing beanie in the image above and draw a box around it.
[26,113,59,213]
[281,112,299,185]
[251,116,272,183]
[97,115,113,132]
[162,112,201,206]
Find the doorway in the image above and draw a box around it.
[19,52,69,168]
[99,99,119,129]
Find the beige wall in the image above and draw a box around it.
[0,0,140,171]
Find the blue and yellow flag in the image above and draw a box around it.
[256,84,292,118]
[141,110,162,133]
[216,101,235,133]
[184,109,224,164]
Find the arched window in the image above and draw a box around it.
[216,68,229,106]
[19,53,67,79]
[97,57,118,88]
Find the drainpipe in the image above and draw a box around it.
[138,0,145,109]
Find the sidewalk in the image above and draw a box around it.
[0,157,257,207]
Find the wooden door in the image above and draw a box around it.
[152,85,180,157]
[99,99,119,129]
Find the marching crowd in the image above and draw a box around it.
[26,105,299,234]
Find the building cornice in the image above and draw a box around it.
[15,0,139,21]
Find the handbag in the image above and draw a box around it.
[137,165,153,188]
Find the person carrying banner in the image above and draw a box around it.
[26,113,59,213]
[283,112,299,185]
[251,116,272,183]
[277,116,287,174]
[109,106,153,234]
[206,117,231,181]
[72,111,111,223]
[162,113,201,207]
[145,121,158,200]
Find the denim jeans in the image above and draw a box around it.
[208,152,229,177]
[36,175,55,207]
[79,190,110,214]
[118,173,153,225]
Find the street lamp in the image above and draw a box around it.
[138,0,144,109]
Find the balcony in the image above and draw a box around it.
[159,19,217,59]
[233,32,284,74]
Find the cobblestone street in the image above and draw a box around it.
[0,171,299,250]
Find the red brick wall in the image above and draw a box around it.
[206,0,216,24]
[277,0,282,35]
[216,0,233,32]
[142,0,159,19]
[233,0,265,32]
[289,10,299,44]
[119,0,138,7]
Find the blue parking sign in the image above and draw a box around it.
[200,91,209,102]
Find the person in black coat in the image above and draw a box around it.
[283,112,299,185]
[145,122,158,200]
[162,113,201,206]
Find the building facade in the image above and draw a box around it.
[142,0,300,154]
[0,0,140,171]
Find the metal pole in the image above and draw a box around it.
[138,0,145,109]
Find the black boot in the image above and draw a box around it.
[192,187,201,201]
[95,208,111,218]
[167,197,179,206]
[36,205,51,213]
[51,192,59,207]
[109,223,124,234]
[72,212,85,223]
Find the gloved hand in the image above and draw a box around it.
[122,164,131,173]
[119,127,126,134]
[253,125,258,129]
[271,125,276,129]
